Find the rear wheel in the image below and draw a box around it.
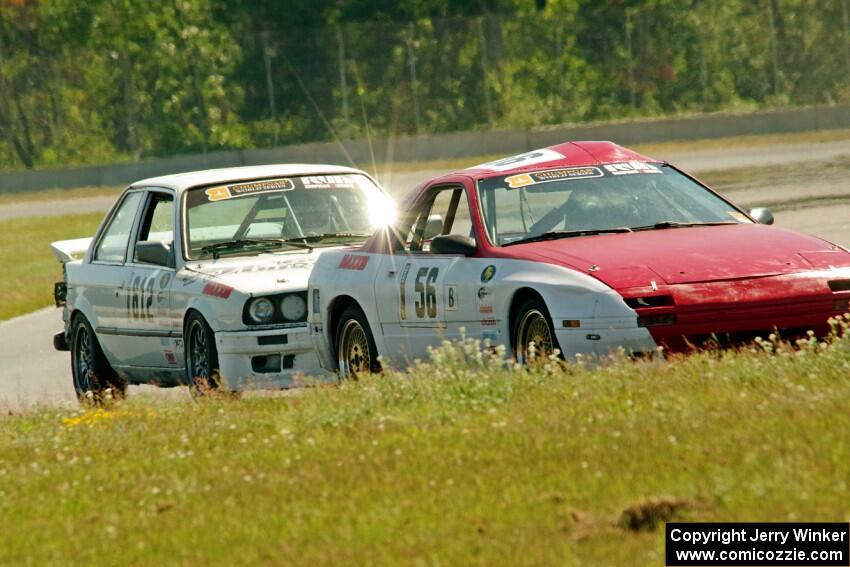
[184,312,222,395]
[513,297,558,364]
[70,314,125,403]
[336,305,380,380]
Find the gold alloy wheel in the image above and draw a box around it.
[338,318,372,379]
[516,308,554,364]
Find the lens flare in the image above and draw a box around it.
[368,191,397,228]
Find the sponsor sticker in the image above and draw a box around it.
[302,175,355,189]
[482,330,499,343]
[471,148,565,172]
[446,285,458,311]
[481,265,496,283]
[338,254,370,270]
[202,282,233,299]
[603,161,662,176]
[164,350,177,365]
[205,178,294,202]
[505,166,604,189]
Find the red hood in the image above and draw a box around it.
[492,224,850,290]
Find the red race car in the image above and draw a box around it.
[307,141,850,374]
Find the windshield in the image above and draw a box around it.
[184,174,393,259]
[476,162,750,246]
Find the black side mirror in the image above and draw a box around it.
[748,207,774,225]
[136,240,173,267]
[430,234,477,256]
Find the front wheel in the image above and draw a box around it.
[336,305,380,380]
[70,314,125,403]
[513,297,559,364]
[184,312,222,395]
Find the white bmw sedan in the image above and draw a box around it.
[51,164,394,400]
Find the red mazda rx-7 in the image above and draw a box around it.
[307,141,850,375]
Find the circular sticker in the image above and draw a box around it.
[159,273,171,289]
[481,265,496,283]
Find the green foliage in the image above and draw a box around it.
[2,330,850,564]
[1,0,849,170]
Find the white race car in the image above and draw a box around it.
[52,164,394,399]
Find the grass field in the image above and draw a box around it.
[1,332,849,565]
[0,213,102,320]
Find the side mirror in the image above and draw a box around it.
[430,234,477,256]
[748,207,774,225]
[136,240,173,267]
[422,214,444,241]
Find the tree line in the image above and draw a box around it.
[1,0,848,170]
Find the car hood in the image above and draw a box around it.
[504,224,850,289]
[185,249,329,294]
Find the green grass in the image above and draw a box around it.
[2,332,849,566]
[0,213,102,321]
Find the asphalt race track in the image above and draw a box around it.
[2,141,849,409]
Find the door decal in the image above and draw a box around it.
[413,267,439,319]
[446,285,458,311]
[398,263,412,321]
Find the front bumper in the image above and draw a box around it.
[622,273,850,351]
[554,325,657,359]
[215,325,334,390]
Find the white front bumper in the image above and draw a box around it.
[554,326,657,359]
[215,325,335,390]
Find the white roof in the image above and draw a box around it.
[131,164,369,193]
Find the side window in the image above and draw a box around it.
[94,192,144,263]
[408,187,475,252]
[133,192,175,263]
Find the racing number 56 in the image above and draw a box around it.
[399,266,439,320]
[414,267,439,319]
[398,264,439,320]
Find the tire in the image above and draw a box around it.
[70,314,126,403]
[513,297,560,364]
[335,305,380,380]
[184,312,222,395]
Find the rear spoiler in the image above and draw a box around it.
[50,237,93,264]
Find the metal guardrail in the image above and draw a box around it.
[1,104,849,193]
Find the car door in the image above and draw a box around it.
[84,190,146,363]
[373,184,477,361]
[113,189,179,369]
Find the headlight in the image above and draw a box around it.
[248,297,275,324]
[280,294,307,321]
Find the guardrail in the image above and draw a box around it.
[2,104,849,194]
